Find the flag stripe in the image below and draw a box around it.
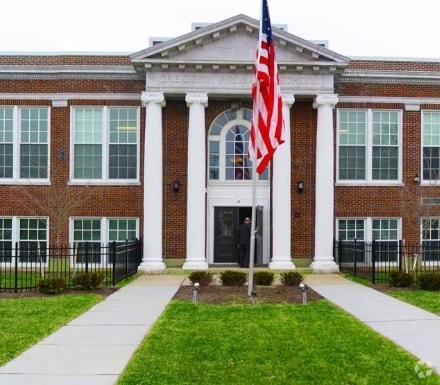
[249,0,284,174]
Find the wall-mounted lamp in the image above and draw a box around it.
[297,181,304,193]
[413,174,420,183]
[172,180,181,193]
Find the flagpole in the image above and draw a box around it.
[248,80,260,296]
[248,0,264,296]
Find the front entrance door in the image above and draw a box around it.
[213,206,259,264]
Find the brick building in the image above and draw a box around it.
[1,14,439,272]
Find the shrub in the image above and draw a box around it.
[279,271,304,286]
[220,270,247,286]
[187,271,214,286]
[389,270,413,287]
[38,277,67,294]
[418,273,440,291]
[253,271,275,286]
[72,272,105,290]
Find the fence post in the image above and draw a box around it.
[85,242,89,273]
[112,241,116,286]
[14,242,18,293]
[354,239,358,277]
[398,240,402,271]
[371,240,376,284]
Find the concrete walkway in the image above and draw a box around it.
[305,274,440,374]
[1,273,440,383]
[0,274,184,385]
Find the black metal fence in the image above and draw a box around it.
[0,239,142,293]
[335,240,440,284]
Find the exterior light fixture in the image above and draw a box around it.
[192,282,200,303]
[299,282,307,305]
[173,180,181,193]
[297,181,304,193]
[413,174,420,183]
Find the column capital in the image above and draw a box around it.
[281,94,295,107]
[185,92,208,107]
[141,92,166,107]
[313,94,338,109]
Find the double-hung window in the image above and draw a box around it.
[0,217,48,263]
[71,217,138,265]
[72,107,139,183]
[337,109,401,183]
[0,107,49,182]
[422,111,440,182]
[337,218,400,263]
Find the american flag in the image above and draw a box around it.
[248,0,284,174]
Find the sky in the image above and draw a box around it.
[2,0,440,59]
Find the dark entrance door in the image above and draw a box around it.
[213,207,252,264]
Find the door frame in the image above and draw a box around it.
[207,184,270,265]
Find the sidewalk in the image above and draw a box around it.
[0,274,184,385]
[305,274,440,374]
[1,273,440,384]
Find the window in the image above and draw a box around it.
[337,218,399,241]
[0,107,49,181]
[337,109,401,183]
[71,217,138,264]
[0,217,48,263]
[421,218,440,261]
[208,108,268,181]
[422,111,440,181]
[72,107,139,182]
[337,218,400,263]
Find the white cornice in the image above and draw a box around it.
[338,96,440,105]
[0,93,141,101]
[339,70,440,84]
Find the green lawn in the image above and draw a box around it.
[117,300,440,385]
[388,289,440,315]
[0,294,103,366]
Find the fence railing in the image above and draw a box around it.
[0,239,142,293]
[335,240,440,284]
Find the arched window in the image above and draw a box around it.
[208,108,268,181]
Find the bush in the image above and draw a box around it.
[253,271,275,286]
[389,270,413,287]
[72,272,105,290]
[38,277,67,294]
[220,270,247,286]
[418,273,440,291]
[279,271,304,286]
[187,271,214,286]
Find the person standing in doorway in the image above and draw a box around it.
[238,217,251,267]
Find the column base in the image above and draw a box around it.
[269,258,296,270]
[138,260,166,273]
[182,259,209,270]
[310,257,339,273]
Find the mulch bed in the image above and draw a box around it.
[172,285,324,304]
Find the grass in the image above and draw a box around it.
[388,289,440,315]
[0,294,103,366]
[116,300,440,385]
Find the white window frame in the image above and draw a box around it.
[70,217,139,267]
[207,108,269,184]
[336,109,402,186]
[69,106,140,185]
[336,217,401,242]
[0,216,49,266]
[0,106,51,185]
[421,110,440,186]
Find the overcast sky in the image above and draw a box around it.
[2,0,440,59]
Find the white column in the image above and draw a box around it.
[310,94,339,273]
[139,92,166,272]
[182,93,209,270]
[270,94,295,270]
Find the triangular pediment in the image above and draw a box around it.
[131,14,349,74]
